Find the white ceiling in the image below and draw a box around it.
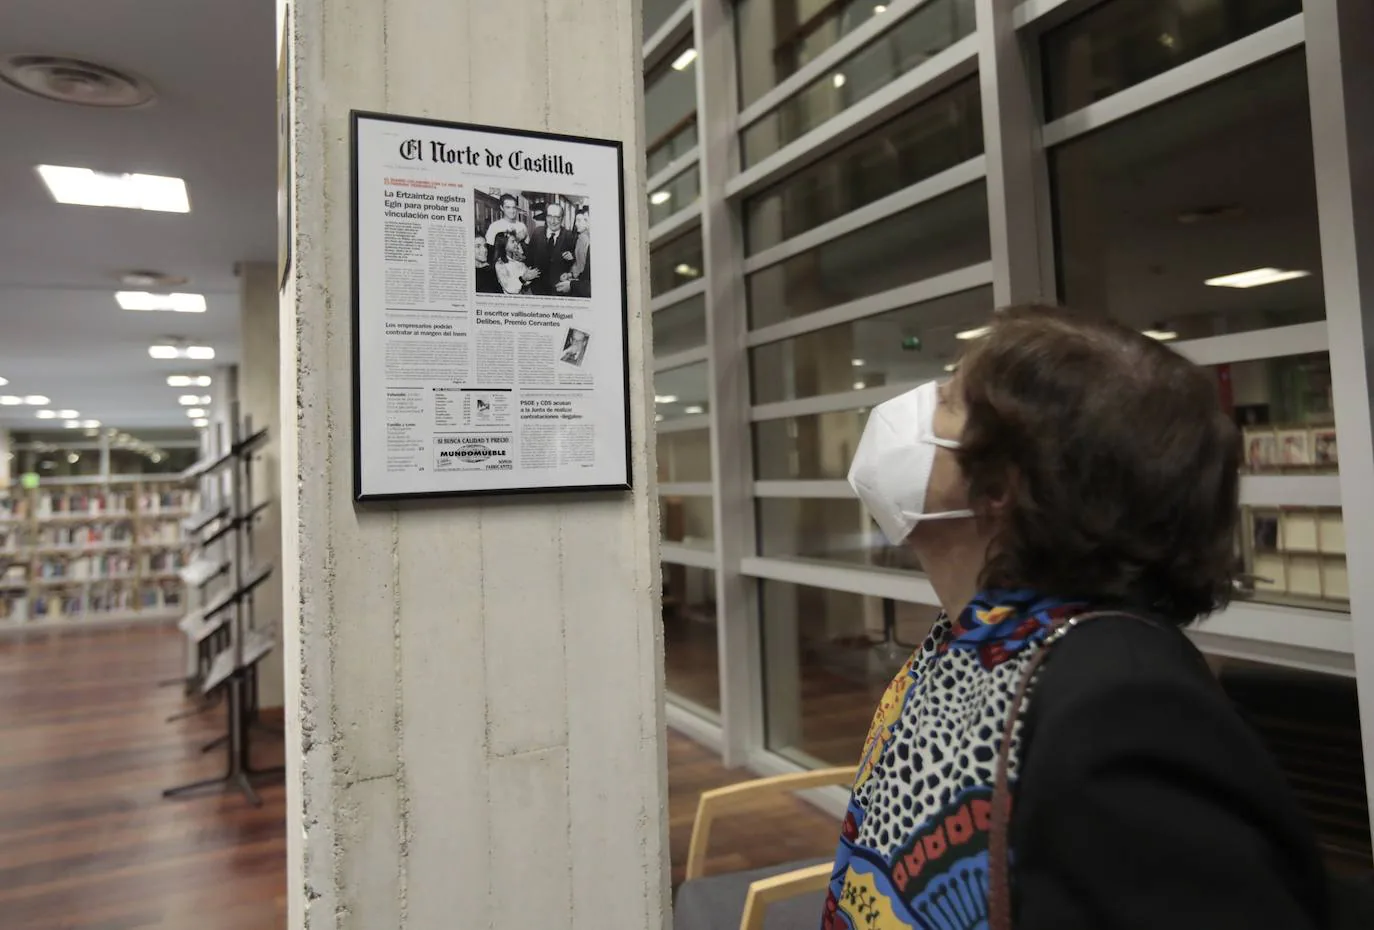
[0,0,275,430]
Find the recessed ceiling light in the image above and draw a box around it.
[1143,329,1178,342]
[833,73,847,89]
[650,190,672,206]
[853,381,866,390]
[23,395,49,405]
[685,405,704,415]
[82,419,100,428]
[674,263,699,278]
[874,4,887,12]
[178,394,201,405]
[150,344,214,360]
[167,374,212,387]
[944,363,959,373]
[57,409,78,418]
[186,346,214,360]
[63,420,81,429]
[35,410,57,419]
[116,291,206,313]
[956,326,992,340]
[0,377,7,387]
[192,418,208,428]
[36,165,189,212]
[1204,267,1311,289]
[186,408,206,418]
[654,394,678,404]
[149,345,178,359]
[851,359,865,367]
[672,48,697,71]
[0,395,20,405]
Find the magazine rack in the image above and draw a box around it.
[163,407,281,805]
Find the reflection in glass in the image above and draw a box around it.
[1041,0,1301,119]
[655,360,710,422]
[652,293,708,359]
[644,0,685,41]
[751,287,991,404]
[1052,53,1324,339]
[646,38,698,156]
[664,564,720,717]
[648,123,699,178]
[740,0,976,168]
[761,580,942,765]
[747,183,989,329]
[658,428,712,482]
[663,495,715,546]
[735,0,897,108]
[650,228,705,296]
[745,78,982,254]
[648,164,701,226]
[754,409,869,481]
[1236,505,1346,610]
[757,498,921,572]
[1214,354,1337,475]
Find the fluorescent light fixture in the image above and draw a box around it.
[186,345,215,360]
[35,410,57,419]
[166,374,213,387]
[178,394,201,405]
[684,405,704,415]
[151,453,163,463]
[833,73,846,89]
[149,345,178,359]
[944,363,959,373]
[654,394,678,404]
[874,4,887,11]
[186,408,206,418]
[67,453,80,464]
[192,418,208,428]
[115,291,207,313]
[1204,267,1311,289]
[649,190,672,206]
[672,48,697,71]
[36,165,189,213]
[82,419,100,428]
[0,377,6,386]
[956,326,992,341]
[851,358,865,367]
[150,345,214,360]
[1143,329,1178,342]
[24,395,49,405]
[197,394,211,404]
[0,396,21,405]
[64,420,81,429]
[674,263,699,278]
[853,381,866,390]
[57,409,78,419]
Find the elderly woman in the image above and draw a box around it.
[833,305,1329,929]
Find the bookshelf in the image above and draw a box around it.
[0,479,197,633]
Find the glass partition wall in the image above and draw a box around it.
[646,0,1374,868]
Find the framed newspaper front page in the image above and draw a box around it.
[350,111,632,501]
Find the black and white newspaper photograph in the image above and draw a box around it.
[351,112,629,500]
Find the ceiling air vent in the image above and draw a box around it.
[0,55,155,107]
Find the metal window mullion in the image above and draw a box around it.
[649,279,707,312]
[644,0,695,73]
[1010,0,1109,32]
[697,0,762,767]
[648,204,703,246]
[977,0,1057,306]
[646,146,701,194]
[1042,15,1305,148]
[1303,0,1374,840]
[654,346,710,373]
[1171,322,1329,367]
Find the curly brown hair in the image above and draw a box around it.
[955,304,1241,623]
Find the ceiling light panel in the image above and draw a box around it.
[36,165,189,212]
[116,291,206,312]
[1204,267,1311,289]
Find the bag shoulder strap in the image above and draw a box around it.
[986,610,1165,930]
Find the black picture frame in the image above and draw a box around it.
[349,110,634,503]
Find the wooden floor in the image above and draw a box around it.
[0,627,841,927]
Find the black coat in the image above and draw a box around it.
[527,225,577,296]
[1010,616,1331,929]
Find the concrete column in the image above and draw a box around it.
[238,261,285,709]
[281,2,668,929]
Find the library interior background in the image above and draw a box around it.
[2,0,1374,924]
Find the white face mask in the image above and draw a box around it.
[847,380,974,546]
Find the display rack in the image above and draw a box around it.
[164,410,281,805]
[0,479,196,634]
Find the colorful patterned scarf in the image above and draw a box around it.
[822,590,1087,930]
